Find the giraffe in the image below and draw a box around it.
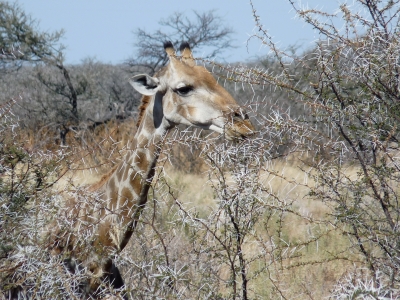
[51,41,255,297]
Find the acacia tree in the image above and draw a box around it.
[237,0,400,296]
[0,2,63,72]
[0,2,88,146]
[127,10,235,74]
[0,2,80,121]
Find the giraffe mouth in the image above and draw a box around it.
[224,118,255,141]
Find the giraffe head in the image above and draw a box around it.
[130,41,254,140]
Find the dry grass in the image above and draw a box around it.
[162,166,215,213]
[253,158,356,298]
[153,157,355,299]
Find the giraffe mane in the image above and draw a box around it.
[135,95,151,128]
[89,94,152,192]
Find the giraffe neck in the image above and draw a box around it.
[99,93,171,251]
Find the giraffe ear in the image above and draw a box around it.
[129,74,160,96]
[180,42,195,67]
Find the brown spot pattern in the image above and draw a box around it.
[130,172,143,197]
[135,150,149,172]
[121,187,133,203]
[96,220,113,248]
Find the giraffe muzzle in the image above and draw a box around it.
[224,111,255,141]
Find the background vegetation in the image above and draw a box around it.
[1,0,400,299]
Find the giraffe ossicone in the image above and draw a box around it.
[53,41,255,297]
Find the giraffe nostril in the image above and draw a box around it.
[233,111,249,121]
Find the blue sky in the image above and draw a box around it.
[13,0,340,64]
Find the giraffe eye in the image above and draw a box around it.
[175,85,193,96]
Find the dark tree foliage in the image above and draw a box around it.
[0,2,64,72]
[0,1,81,129]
